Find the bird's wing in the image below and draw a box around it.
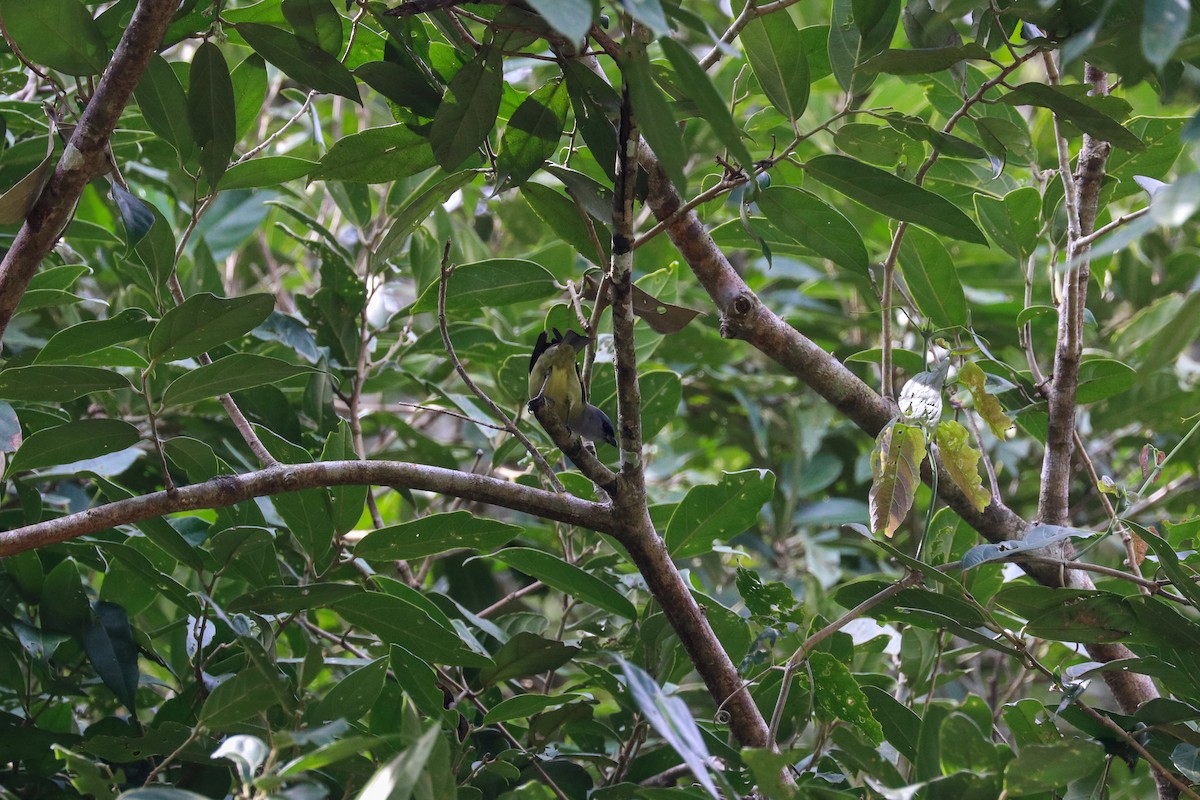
[529,330,551,374]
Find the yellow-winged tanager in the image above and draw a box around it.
[528,328,617,447]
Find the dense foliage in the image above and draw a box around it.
[2,0,1200,798]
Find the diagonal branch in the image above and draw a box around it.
[0,0,179,344]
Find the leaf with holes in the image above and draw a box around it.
[869,422,926,538]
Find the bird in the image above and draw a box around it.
[528,328,617,447]
[897,358,949,430]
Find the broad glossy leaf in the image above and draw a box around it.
[389,645,449,723]
[897,226,967,328]
[189,42,237,191]
[201,669,287,727]
[1142,0,1190,68]
[356,511,520,561]
[1004,740,1105,794]
[41,558,91,635]
[665,469,776,558]
[805,155,987,244]
[231,54,269,141]
[314,657,387,723]
[0,366,130,402]
[236,22,360,102]
[353,60,440,117]
[375,170,477,265]
[496,78,568,189]
[355,725,442,800]
[312,124,437,183]
[227,583,361,614]
[526,0,593,42]
[335,592,492,667]
[0,137,54,225]
[999,83,1144,151]
[149,293,275,362]
[521,183,609,265]
[134,55,194,161]
[282,0,343,54]
[490,547,637,619]
[7,419,139,475]
[219,156,317,190]
[740,9,810,124]
[660,39,753,171]
[430,46,502,171]
[1075,358,1135,404]
[37,308,153,363]
[162,353,315,406]
[82,602,139,712]
[483,693,581,724]
[479,632,580,686]
[757,186,869,276]
[860,43,989,74]
[623,0,670,36]
[626,49,686,192]
[410,258,557,313]
[868,422,925,537]
[810,652,884,745]
[0,0,108,75]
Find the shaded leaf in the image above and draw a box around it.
[236,22,360,102]
[479,632,579,686]
[758,186,869,276]
[0,366,130,402]
[999,83,1144,151]
[335,592,492,667]
[430,46,502,171]
[82,602,139,713]
[626,48,687,193]
[897,226,967,328]
[661,38,754,171]
[410,258,557,313]
[134,55,194,162]
[741,8,810,124]
[356,511,520,561]
[665,469,776,558]
[189,42,238,191]
[0,0,108,75]
[489,547,637,620]
[162,353,316,406]
[312,124,437,184]
[149,293,275,362]
[496,78,568,189]
[7,419,139,475]
[809,651,884,745]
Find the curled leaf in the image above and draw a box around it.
[869,421,926,538]
[957,362,1014,439]
[934,420,991,512]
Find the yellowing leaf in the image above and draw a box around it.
[935,420,991,513]
[958,362,1014,439]
[869,422,926,538]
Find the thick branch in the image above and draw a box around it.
[1038,62,1112,526]
[0,0,178,344]
[0,461,614,557]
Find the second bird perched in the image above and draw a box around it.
[528,328,617,448]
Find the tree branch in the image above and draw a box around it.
[0,461,614,557]
[0,0,179,345]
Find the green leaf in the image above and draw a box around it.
[809,652,884,745]
[135,55,195,162]
[496,78,569,190]
[1142,0,1190,68]
[757,186,869,276]
[525,0,593,42]
[489,548,637,620]
[999,83,1144,151]
[520,183,609,265]
[6,419,139,475]
[1004,739,1104,794]
[201,669,287,727]
[0,137,54,225]
[227,583,362,614]
[1075,358,1135,404]
[1123,522,1200,608]
[312,124,437,184]
[665,469,776,558]
[162,353,315,406]
[82,602,139,712]
[0,0,108,75]
[353,60,440,117]
[934,420,990,513]
[430,46,503,171]
[355,724,442,800]
[661,38,754,170]
[626,48,687,193]
[0,366,130,402]
[314,657,388,723]
[231,54,269,141]
[957,362,1014,439]
[41,558,91,635]
[189,42,238,191]
[479,632,580,686]
[740,8,810,124]
[375,170,477,264]
[868,422,926,537]
[897,226,967,328]
[356,511,520,561]
[282,0,343,55]
[939,712,999,776]
[805,155,987,244]
[623,0,670,36]
[410,258,557,314]
[335,592,492,667]
[483,693,581,724]
[219,156,317,190]
[236,22,360,102]
[859,43,990,74]
[149,292,275,362]
[389,645,449,723]
[36,309,152,363]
